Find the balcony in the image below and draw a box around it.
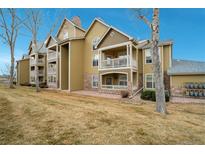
[48,67,57,74]
[48,52,57,60]
[100,56,137,69]
[30,70,44,76]
[30,58,45,65]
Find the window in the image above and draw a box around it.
[145,49,152,64]
[30,77,35,82]
[63,32,68,39]
[145,74,155,89]
[92,75,98,88]
[48,75,56,83]
[92,54,99,67]
[145,48,161,64]
[119,74,127,86]
[106,77,113,85]
[92,37,100,50]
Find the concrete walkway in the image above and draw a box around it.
[170,97,205,104]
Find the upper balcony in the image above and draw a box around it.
[48,64,57,74]
[100,56,137,69]
[30,58,45,65]
[30,53,45,66]
[30,69,44,76]
[47,51,57,61]
[98,44,137,70]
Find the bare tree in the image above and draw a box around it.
[21,9,65,92]
[133,8,167,114]
[0,63,10,79]
[0,9,21,88]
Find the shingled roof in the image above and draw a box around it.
[138,40,173,49]
[168,59,205,75]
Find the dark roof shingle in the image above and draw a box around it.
[168,59,205,75]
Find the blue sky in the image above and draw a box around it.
[0,8,205,74]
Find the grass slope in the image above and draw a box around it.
[0,84,204,144]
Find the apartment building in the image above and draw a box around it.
[28,41,47,85]
[44,17,173,95]
[17,16,205,97]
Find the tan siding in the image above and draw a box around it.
[75,28,85,37]
[57,21,75,41]
[143,47,163,74]
[17,59,29,85]
[60,45,69,90]
[47,37,56,47]
[70,40,84,91]
[98,29,129,48]
[171,75,205,88]
[138,49,143,74]
[83,21,109,74]
[163,45,171,71]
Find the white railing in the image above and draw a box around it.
[48,67,57,74]
[100,56,137,69]
[30,70,44,76]
[101,56,130,69]
[48,52,57,60]
[101,85,128,90]
[30,58,44,65]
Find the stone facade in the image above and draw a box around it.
[84,72,98,91]
[171,87,185,97]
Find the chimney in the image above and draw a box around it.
[72,16,81,27]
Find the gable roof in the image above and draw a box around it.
[45,35,60,47]
[139,40,173,49]
[28,41,47,55]
[58,36,85,45]
[95,26,134,48]
[56,18,86,37]
[168,59,205,75]
[84,18,110,37]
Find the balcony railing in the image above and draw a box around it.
[100,56,137,69]
[48,67,57,74]
[101,85,128,90]
[30,70,44,76]
[30,58,44,65]
[48,52,57,60]
[101,56,129,69]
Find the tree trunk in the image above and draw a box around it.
[33,41,40,92]
[35,53,40,92]
[9,46,15,89]
[152,8,166,114]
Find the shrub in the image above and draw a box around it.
[120,90,129,98]
[20,83,31,86]
[141,90,170,102]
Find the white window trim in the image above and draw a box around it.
[92,75,99,88]
[145,48,161,64]
[92,37,100,51]
[145,73,155,89]
[92,53,99,68]
[105,76,113,85]
[145,48,152,64]
[63,32,68,40]
[118,74,128,86]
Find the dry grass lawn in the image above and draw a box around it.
[0,83,205,144]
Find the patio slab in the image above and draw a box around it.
[71,90,121,99]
